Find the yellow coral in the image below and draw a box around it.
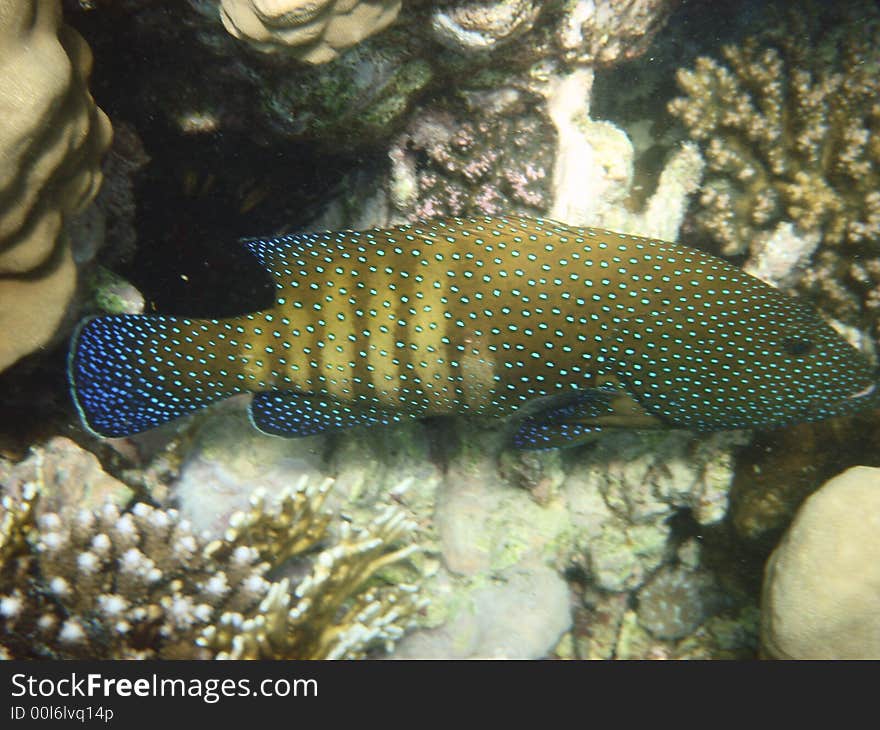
[0,482,37,570]
[201,503,421,659]
[0,477,422,659]
[219,0,402,63]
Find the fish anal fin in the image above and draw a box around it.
[249,390,407,438]
[512,421,601,450]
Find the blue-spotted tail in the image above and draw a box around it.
[69,314,245,438]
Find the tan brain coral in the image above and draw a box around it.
[219,0,402,63]
[0,0,111,372]
[761,466,880,659]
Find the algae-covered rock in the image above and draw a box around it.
[393,562,570,659]
[729,414,880,547]
[264,36,433,147]
[0,437,133,516]
[171,399,327,537]
[637,565,722,640]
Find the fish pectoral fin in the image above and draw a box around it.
[249,390,406,438]
[508,386,664,449]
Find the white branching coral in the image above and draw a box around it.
[0,477,422,659]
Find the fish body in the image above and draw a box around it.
[69,215,879,447]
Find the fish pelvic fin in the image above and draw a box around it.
[68,314,245,438]
[508,385,663,449]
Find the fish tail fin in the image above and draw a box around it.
[68,314,241,437]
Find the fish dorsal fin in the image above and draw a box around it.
[250,389,406,437]
[241,232,325,282]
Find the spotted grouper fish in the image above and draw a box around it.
[69,215,879,448]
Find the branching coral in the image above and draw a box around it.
[668,9,880,335]
[670,29,880,255]
[0,477,422,659]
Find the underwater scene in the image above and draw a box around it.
[1,0,879,660]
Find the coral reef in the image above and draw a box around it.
[551,0,675,66]
[262,35,433,148]
[394,562,571,659]
[337,62,704,241]
[87,123,150,267]
[34,0,782,661]
[83,266,145,316]
[741,222,821,291]
[563,429,747,592]
[605,604,760,660]
[430,0,543,54]
[162,400,753,658]
[387,88,554,220]
[114,0,679,155]
[0,437,133,515]
[761,466,880,659]
[535,65,704,238]
[217,0,402,62]
[636,564,722,641]
[563,538,758,660]
[0,473,422,659]
[728,411,880,547]
[669,8,880,334]
[0,0,111,372]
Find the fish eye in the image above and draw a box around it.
[781,336,813,356]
